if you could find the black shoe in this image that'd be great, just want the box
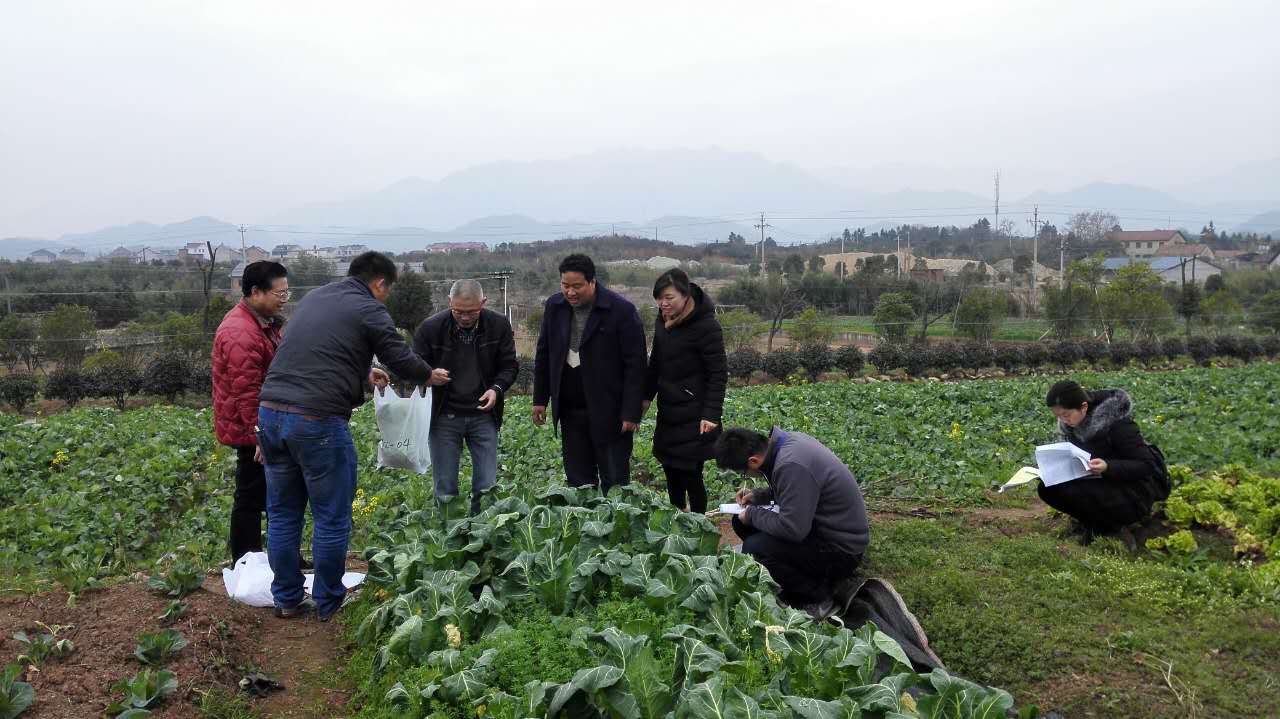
[274,595,316,619]
[298,556,314,571]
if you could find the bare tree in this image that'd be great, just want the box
[1066,211,1121,245]
[763,277,806,352]
[198,241,220,331]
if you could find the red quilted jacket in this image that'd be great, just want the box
[212,301,283,446]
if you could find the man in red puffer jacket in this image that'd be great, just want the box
[213,261,290,563]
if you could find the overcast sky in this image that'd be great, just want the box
[3,0,1278,238]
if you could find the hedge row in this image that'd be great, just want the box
[724,334,1280,382]
[0,351,213,412]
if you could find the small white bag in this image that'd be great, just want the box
[221,552,367,607]
[373,385,433,474]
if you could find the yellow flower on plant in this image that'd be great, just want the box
[947,422,964,440]
[445,623,462,649]
[476,704,487,718]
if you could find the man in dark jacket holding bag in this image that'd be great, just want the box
[413,279,518,515]
[533,254,647,493]
[716,427,869,622]
[258,252,441,621]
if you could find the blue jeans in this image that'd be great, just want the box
[429,413,498,515]
[257,407,357,618]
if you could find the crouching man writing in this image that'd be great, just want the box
[715,427,869,622]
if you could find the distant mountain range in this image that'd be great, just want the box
[4,148,1276,260]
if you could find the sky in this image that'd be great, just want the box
[3,0,1278,238]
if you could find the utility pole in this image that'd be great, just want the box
[486,271,513,317]
[238,224,248,262]
[895,232,901,279]
[1026,205,1042,311]
[994,171,1004,251]
[754,212,771,271]
[1059,233,1067,290]
[839,231,845,281]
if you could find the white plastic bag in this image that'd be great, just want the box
[374,385,433,474]
[221,552,367,607]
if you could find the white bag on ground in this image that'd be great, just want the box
[221,552,366,608]
[373,385,433,474]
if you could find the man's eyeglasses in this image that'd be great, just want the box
[270,289,291,301]
[450,307,482,317]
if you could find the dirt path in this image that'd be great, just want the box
[0,570,355,719]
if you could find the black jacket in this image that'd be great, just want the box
[1059,389,1170,503]
[533,284,647,441]
[261,277,433,418]
[748,429,870,558]
[643,284,728,470]
[412,308,519,428]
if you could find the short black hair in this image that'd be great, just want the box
[348,251,398,286]
[1046,380,1089,409]
[652,268,691,299]
[558,254,596,282]
[714,428,770,472]
[242,261,288,297]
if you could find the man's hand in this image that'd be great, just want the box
[699,420,718,434]
[737,508,752,527]
[478,389,498,412]
[369,367,390,389]
[735,488,754,506]
[1088,458,1108,476]
[622,421,639,433]
[532,405,547,426]
[640,400,651,417]
[254,445,264,464]
[428,368,452,386]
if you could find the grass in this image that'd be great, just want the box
[867,511,1280,718]
[786,314,1055,341]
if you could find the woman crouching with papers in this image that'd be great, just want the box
[1042,380,1170,545]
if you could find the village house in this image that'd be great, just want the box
[1108,229,1188,258]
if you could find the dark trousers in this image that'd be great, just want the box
[1037,477,1153,533]
[229,445,266,561]
[560,407,634,494]
[732,516,862,606]
[663,464,708,514]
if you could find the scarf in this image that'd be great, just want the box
[663,296,696,330]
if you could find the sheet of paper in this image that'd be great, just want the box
[1034,442,1092,486]
[715,503,779,514]
[998,466,1041,493]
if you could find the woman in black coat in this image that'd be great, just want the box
[642,269,728,514]
[1039,380,1169,542]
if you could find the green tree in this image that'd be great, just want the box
[1097,263,1174,340]
[1250,290,1280,334]
[807,255,826,274]
[1200,290,1242,335]
[0,315,38,371]
[523,306,544,337]
[1177,284,1202,336]
[748,262,761,277]
[783,254,806,277]
[873,292,916,343]
[41,304,97,369]
[789,307,836,346]
[955,288,1007,342]
[718,308,763,352]
[385,271,434,332]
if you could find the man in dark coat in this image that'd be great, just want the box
[715,427,869,622]
[642,273,728,513]
[413,279,518,515]
[532,254,648,493]
[1041,382,1169,542]
[258,252,439,621]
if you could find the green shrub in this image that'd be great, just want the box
[994,345,1026,372]
[796,343,834,381]
[833,345,864,378]
[867,343,905,373]
[145,352,193,403]
[43,368,90,408]
[727,348,763,380]
[0,374,40,413]
[762,349,800,382]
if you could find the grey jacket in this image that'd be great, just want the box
[747,428,869,557]
[260,276,433,418]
